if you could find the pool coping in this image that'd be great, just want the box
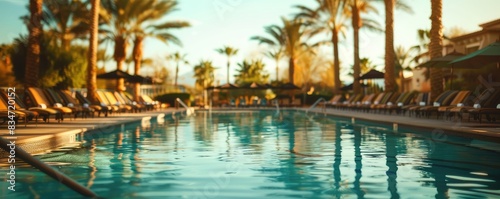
[0,109,186,158]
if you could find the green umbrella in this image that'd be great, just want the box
[449,41,500,68]
[421,51,465,89]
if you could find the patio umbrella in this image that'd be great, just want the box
[421,51,465,89]
[206,83,239,90]
[96,69,132,79]
[127,75,154,84]
[359,69,384,80]
[449,41,500,68]
[242,82,269,90]
[422,51,465,68]
[340,83,368,91]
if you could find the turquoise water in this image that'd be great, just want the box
[1,110,500,198]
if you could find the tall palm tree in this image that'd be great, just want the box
[234,59,269,85]
[193,60,216,106]
[25,0,43,88]
[384,0,412,92]
[41,0,89,51]
[215,46,239,84]
[130,0,189,100]
[348,0,381,94]
[264,49,284,81]
[86,0,100,104]
[294,0,348,93]
[251,17,305,85]
[429,0,443,101]
[101,0,149,91]
[170,52,189,86]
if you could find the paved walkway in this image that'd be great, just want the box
[301,107,500,142]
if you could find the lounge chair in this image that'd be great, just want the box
[74,91,110,117]
[413,90,458,117]
[56,90,96,118]
[401,92,430,116]
[44,88,84,119]
[114,91,144,113]
[25,87,68,122]
[448,88,500,122]
[407,91,456,117]
[139,95,159,110]
[260,98,268,107]
[381,91,417,114]
[324,94,344,108]
[0,98,28,126]
[356,93,382,112]
[0,90,39,125]
[96,91,121,114]
[371,92,401,113]
[335,94,364,110]
[421,90,471,119]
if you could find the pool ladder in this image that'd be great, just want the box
[176,98,195,116]
[306,98,327,114]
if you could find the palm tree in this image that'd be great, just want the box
[86,0,100,104]
[264,49,284,81]
[394,45,417,92]
[251,17,305,85]
[234,59,269,85]
[348,0,381,94]
[41,0,89,51]
[215,46,239,84]
[130,0,189,100]
[384,0,412,92]
[170,52,189,86]
[429,0,443,101]
[193,60,216,106]
[25,0,43,88]
[294,0,348,93]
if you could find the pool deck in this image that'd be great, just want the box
[1,107,499,157]
[0,108,185,157]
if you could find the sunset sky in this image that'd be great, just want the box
[0,0,499,85]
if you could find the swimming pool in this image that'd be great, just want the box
[1,110,499,198]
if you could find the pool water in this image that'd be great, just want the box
[1,110,500,198]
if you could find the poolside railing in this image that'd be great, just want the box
[176,98,195,116]
[306,98,327,114]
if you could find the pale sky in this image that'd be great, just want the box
[0,0,499,86]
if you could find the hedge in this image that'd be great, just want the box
[154,93,191,106]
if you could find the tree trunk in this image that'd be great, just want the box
[175,62,179,86]
[114,35,127,91]
[352,1,361,94]
[332,30,341,93]
[384,0,396,92]
[86,0,100,104]
[399,71,405,92]
[275,58,279,82]
[132,36,144,101]
[429,0,444,101]
[226,58,230,84]
[288,57,295,84]
[25,0,43,88]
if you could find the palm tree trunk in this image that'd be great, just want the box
[332,30,341,93]
[226,59,230,84]
[429,0,443,101]
[384,0,396,92]
[25,0,43,88]
[86,0,100,104]
[132,36,144,101]
[399,71,405,92]
[114,35,127,91]
[275,59,279,81]
[175,62,179,86]
[288,57,295,84]
[352,2,361,94]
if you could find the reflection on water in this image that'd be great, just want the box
[1,111,499,199]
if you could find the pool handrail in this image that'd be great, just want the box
[176,98,195,116]
[0,137,98,198]
[306,97,327,114]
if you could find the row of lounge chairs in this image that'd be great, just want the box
[323,88,500,123]
[226,98,301,108]
[0,87,161,126]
